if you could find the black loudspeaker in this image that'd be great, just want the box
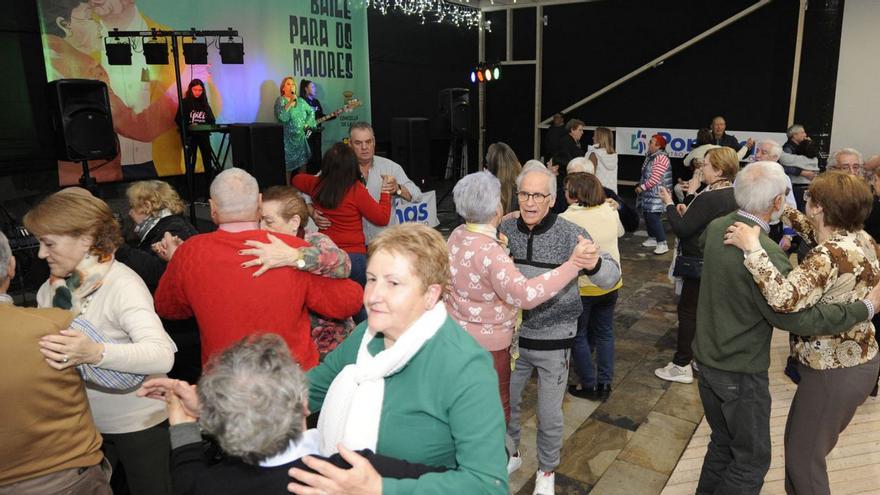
[229,123,286,187]
[391,118,430,183]
[47,79,117,161]
[438,88,471,136]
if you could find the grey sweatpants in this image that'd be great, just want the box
[508,347,570,472]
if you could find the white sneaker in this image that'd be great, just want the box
[653,242,669,255]
[655,362,694,384]
[533,470,555,495]
[507,452,522,475]
[641,238,658,247]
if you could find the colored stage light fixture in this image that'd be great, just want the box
[183,37,208,65]
[484,68,492,81]
[476,70,484,82]
[470,70,476,83]
[493,66,500,80]
[219,40,244,64]
[143,38,169,65]
[105,39,132,65]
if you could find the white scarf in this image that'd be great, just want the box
[317,303,448,456]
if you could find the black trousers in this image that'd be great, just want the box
[673,277,700,366]
[103,421,172,495]
[696,362,771,495]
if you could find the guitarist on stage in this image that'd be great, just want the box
[300,80,333,174]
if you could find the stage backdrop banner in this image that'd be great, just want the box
[394,190,440,228]
[615,127,787,160]
[37,0,371,185]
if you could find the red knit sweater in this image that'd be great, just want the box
[292,174,391,253]
[154,229,363,369]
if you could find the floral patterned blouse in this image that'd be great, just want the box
[302,232,355,356]
[742,206,880,369]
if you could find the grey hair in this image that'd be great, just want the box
[516,164,557,199]
[567,157,593,174]
[786,124,804,138]
[829,148,863,167]
[757,139,782,161]
[453,171,501,223]
[0,231,11,281]
[348,121,374,137]
[198,333,309,465]
[210,168,259,219]
[522,159,546,171]
[734,161,789,214]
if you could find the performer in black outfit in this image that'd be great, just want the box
[178,79,217,178]
[300,79,333,174]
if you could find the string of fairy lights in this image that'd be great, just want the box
[366,0,490,31]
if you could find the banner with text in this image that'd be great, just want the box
[394,190,439,228]
[38,0,371,184]
[615,127,787,160]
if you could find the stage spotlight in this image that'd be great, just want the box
[219,40,244,64]
[493,66,500,80]
[484,68,492,81]
[476,70,484,82]
[470,70,476,83]
[143,38,168,65]
[105,39,132,65]
[183,37,208,65]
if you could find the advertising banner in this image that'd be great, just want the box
[394,190,440,228]
[615,127,787,160]
[37,0,371,184]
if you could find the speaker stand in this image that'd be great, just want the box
[79,160,98,196]
[444,136,468,180]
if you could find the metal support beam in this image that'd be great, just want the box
[478,11,486,171]
[788,0,807,126]
[533,5,543,158]
[538,0,773,126]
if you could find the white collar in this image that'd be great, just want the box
[0,293,12,304]
[259,429,321,468]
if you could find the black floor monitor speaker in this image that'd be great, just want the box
[47,79,117,161]
[229,123,286,187]
[391,118,430,184]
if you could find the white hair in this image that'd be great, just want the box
[210,168,260,219]
[757,140,782,161]
[567,157,593,174]
[516,164,557,199]
[829,148,863,167]
[786,124,804,138]
[734,161,789,214]
[453,171,501,224]
[0,231,10,281]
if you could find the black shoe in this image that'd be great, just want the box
[596,383,612,401]
[568,384,600,400]
[871,382,878,398]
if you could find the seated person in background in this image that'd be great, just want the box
[139,334,447,495]
[0,232,110,495]
[154,168,363,370]
[240,185,355,357]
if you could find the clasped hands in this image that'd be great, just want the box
[569,235,600,270]
[152,232,184,261]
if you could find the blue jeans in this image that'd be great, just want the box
[643,210,666,242]
[571,290,618,388]
[348,253,367,324]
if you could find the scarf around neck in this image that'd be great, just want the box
[134,208,172,244]
[49,252,114,315]
[317,303,448,456]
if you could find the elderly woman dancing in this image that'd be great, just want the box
[290,224,508,494]
[25,190,177,495]
[446,170,593,424]
[725,171,880,495]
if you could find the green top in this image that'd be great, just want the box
[307,316,508,495]
[692,211,869,374]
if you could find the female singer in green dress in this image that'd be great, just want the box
[275,76,316,179]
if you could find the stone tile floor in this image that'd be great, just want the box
[507,231,704,495]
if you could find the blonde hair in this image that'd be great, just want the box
[485,142,521,214]
[279,76,296,96]
[368,224,450,293]
[704,147,739,180]
[127,180,185,216]
[593,127,615,154]
[24,190,122,256]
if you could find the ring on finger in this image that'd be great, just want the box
[62,355,70,363]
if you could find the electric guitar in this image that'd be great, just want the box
[305,98,362,138]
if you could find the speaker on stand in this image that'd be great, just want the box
[47,79,118,194]
[437,88,471,181]
[391,118,430,184]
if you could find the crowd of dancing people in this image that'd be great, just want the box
[4,114,880,495]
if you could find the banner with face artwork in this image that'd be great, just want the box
[38,0,371,184]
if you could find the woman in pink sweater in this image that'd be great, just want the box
[445,171,592,424]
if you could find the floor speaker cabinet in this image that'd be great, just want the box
[391,117,430,184]
[229,123,286,188]
[437,88,471,136]
[47,79,117,162]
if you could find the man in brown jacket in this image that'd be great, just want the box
[0,232,110,494]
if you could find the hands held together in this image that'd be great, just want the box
[569,235,600,271]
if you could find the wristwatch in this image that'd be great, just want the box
[292,250,306,269]
[395,186,402,196]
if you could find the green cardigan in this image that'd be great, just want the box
[692,212,870,374]
[307,315,508,495]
